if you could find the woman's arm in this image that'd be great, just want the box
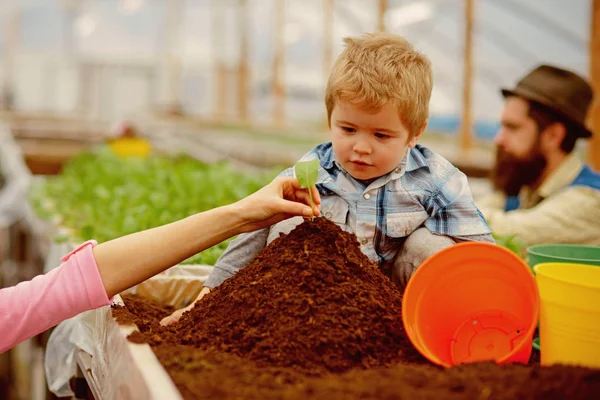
[0,177,320,353]
[94,204,247,298]
[94,176,320,297]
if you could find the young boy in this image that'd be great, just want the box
[162,32,493,325]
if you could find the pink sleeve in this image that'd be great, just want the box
[0,241,111,353]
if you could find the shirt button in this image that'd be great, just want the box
[325,211,332,218]
[394,167,401,174]
[360,237,368,245]
[364,193,371,200]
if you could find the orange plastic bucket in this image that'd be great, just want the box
[402,242,540,367]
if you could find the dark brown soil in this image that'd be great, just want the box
[131,217,427,374]
[111,293,173,345]
[154,344,600,400]
[116,300,600,400]
[111,292,171,329]
[114,218,600,399]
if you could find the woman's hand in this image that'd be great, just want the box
[160,178,320,326]
[231,177,321,233]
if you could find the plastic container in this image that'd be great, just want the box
[528,244,600,270]
[527,244,600,352]
[402,242,540,367]
[534,262,600,368]
[108,137,152,158]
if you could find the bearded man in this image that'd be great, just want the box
[477,65,600,246]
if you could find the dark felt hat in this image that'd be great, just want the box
[501,65,594,138]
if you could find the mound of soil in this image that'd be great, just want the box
[129,217,426,374]
[112,218,600,399]
[116,298,600,400]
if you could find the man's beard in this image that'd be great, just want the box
[491,147,547,196]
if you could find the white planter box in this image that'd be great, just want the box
[90,294,183,400]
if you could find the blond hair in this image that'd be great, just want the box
[325,33,433,136]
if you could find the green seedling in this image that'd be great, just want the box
[29,146,277,265]
[294,159,319,219]
[493,233,526,258]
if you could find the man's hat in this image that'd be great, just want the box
[501,65,594,138]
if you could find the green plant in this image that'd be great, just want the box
[493,233,527,258]
[29,147,277,265]
[293,159,319,219]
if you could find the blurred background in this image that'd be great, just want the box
[0,0,598,178]
[1,1,600,399]
[0,0,598,176]
[0,0,591,126]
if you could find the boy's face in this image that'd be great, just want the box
[330,100,422,181]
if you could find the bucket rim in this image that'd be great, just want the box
[534,262,600,290]
[527,244,600,264]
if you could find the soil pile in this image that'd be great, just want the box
[130,217,425,374]
[113,218,600,399]
[116,299,600,400]
[112,291,171,328]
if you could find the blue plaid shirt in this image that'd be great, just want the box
[204,142,493,288]
[279,142,492,267]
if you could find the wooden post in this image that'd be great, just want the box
[165,0,183,109]
[61,0,78,57]
[272,0,286,126]
[323,0,334,127]
[589,0,600,170]
[377,0,387,32]
[1,6,20,110]
[213,0,228,120]
[460,0,474,151]
[237,0,250,122]
[323,0,334,77]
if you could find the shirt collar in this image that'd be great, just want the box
[518,152,584,208]
[536,152,584,198]
[319,145,336,170]
[404,145,431,173]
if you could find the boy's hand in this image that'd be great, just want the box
[232,177,321,233]
[160,303,194,326]
[160,286,211,326]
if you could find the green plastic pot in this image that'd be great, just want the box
[527,244,600,271]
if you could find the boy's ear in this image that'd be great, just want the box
[407,121,428,148]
